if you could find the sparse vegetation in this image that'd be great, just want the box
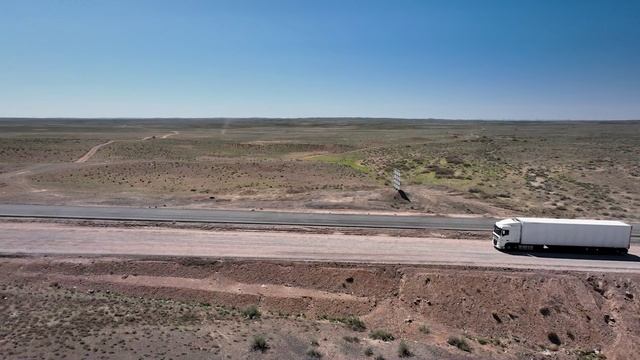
[250,335,269,352]
[2,254,639,359]
[343,336,360,343]
[3,119,637,221]
[334,315,366,331]
[306,348,322,358]
[369,330,395,341]
[217,306,231,317]
[540,307,551,316]
[577,350,607,360]
[398,340,413,357]
[491,312,502,323]
[241,305,261,319]
[547,332,562,345]
[418,324,430,334]
[447,336,472,352]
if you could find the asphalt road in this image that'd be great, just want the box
[1,204,638,238]
[0,204,497,230]
[1,222,639,273]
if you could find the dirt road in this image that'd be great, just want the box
[1,222,638,272]
[75,132,180,162]
[74,140,115,163]
[161,130,179,139]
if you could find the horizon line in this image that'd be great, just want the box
[1,116,639,122]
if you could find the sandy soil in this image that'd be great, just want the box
[1,256,638,359]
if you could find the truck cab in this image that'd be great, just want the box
[492,218,521,250]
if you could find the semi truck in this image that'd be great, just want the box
[492,217,631,253]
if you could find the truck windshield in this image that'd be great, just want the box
[494,225,501,235]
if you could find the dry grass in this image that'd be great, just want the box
[1,118,638,219]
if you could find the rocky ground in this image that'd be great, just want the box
[1,256,638,359]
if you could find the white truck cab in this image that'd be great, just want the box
[492,218,521,250]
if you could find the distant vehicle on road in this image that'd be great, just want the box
[493,217,631,254]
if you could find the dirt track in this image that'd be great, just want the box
[1,222,638,273]
[75,132,180,163]
[74,140,116,163]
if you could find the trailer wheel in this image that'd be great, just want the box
[617,248,629,255]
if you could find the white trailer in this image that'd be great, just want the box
[492,217,631,253]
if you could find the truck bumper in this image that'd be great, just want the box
[492,235,503,249]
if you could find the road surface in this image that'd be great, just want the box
[0,204,637,238]
[0,204,497,229]
[74,140,115,163]
[1,222,639,272]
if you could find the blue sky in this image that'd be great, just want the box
[1,0,639,119]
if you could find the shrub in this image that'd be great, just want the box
[434,166,455,177]
[343,336,359,343]
[242,305,261,320]
[369,330,395,341]
[418,325,430,334]
[306,348,322,358]
[338,316,366,331]
[364,347,374,356]
[547,332,561,346]
[491,312,502,323]
[398,340,413,357]
[445,155,464,165]
[539,307,551,316]
[447,336,472,352]
[250,335,269,352]
[577,350,607,360]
